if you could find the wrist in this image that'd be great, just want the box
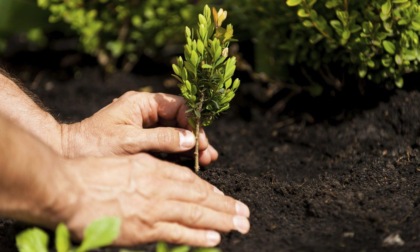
[60,122,85,158]
[28,157,80,228]
[0,116,80,228]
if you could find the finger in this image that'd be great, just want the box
[130,153,196,182]
[125,127,196,153]
[153,223,222,247]
[134,172,250,218]
[198,128,209,151]
[199,149,213,166]
[115,220,221,247]
[152,93,189,126]
[153,201,250,234]
[208,145,219,161]
[198,144,219,166]
[143,156,224,196]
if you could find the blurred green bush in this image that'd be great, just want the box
[0,0,50,53]
[223,0,420,92]
[37,0,203,72]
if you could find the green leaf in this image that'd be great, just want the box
[225,78,232,89]
[336,10,348,25]
[297,9,309,18]
[330,20,343,33]
[172,64,181,76]
[325,0,341,9]
[201,63,212,69]
[198,14,207,26]
[383,40,396,54]
[194,248,221,252]
[381,56,393,67]
[286,0,302,7]
[381,0,392,16]
[395,54,403,65]
[55,223,71,252]
[302,20,313,27]
[197,40,204,55]
[16,228,49,252]
[76,217,121,252]
[358,66,367,78]
[171,245,190,252]
[411,21,420,31]
[185,27,191,38]
[342,29,351,40]
[395,77,404,88]
[191,50,199,67]
[185,80,192,92]
[156,242,169,252]
[309,34,323,44]
[232,78,240,91]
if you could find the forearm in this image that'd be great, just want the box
[0,71,63,154]
[0,114,73,228]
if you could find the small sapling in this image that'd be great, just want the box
[172,5,240,172]
[16,217,120,252]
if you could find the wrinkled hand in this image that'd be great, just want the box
[61,92,218,166]
[57,153,250,247]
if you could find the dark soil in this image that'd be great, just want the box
[0,53,419,252]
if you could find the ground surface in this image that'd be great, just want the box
[0,56,419,252]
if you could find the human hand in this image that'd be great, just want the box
[57,153,250,247]
[61,92,218,166]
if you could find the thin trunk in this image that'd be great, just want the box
[194,116,200,172]
[194,92,204,172]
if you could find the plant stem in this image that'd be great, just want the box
[194,92,205,172]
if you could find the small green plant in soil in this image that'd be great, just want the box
[172,5,240,172]
[16,218,221,252]
[16,217,120,252]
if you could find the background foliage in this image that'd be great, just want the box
[2,0,420,92]
[37,0,202,72]
[223,0,420,91]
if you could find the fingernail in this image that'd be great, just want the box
[233,216,250,234]
[235,201,250,217]
[213,186,224,195]
[179,131,195,149]
[206,231,221,246]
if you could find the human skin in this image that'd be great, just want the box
[0,71,217,165]
[0,114,250,247]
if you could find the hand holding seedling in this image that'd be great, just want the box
[172,5,240,171]
[61,92,217,165]
[0,70,217,165]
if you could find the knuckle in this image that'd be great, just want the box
[156,130,177,146]
[166,225,185,244]
[188,204,205,224]
[178,167,195,182]
[137,177,157,197]
[122,90,137,98]
[194,183,209,202]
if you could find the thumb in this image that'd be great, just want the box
[135,127,196,153]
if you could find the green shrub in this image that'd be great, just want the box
[0,0,50,53]
[37,0,203,72]
[223,0,420,91]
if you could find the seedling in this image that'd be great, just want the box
[172,5,240,172]
[16,217,120,252]
[15,218,220,252]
